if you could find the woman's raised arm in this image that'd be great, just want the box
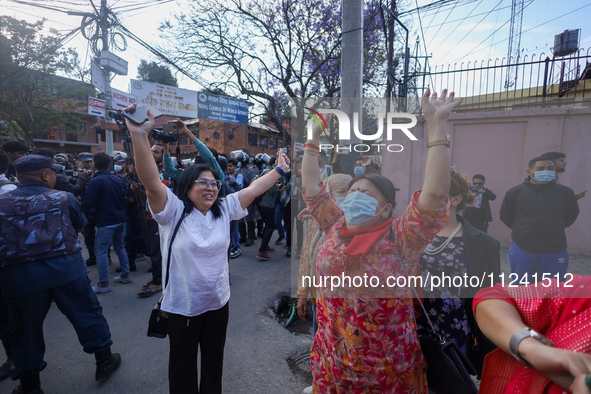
[125,104,168,215]
[302,114,328,197]
[238,149,289,210]
[418,88,463,209]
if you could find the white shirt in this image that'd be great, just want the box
[0,174,16,195]
[150,188,248,317]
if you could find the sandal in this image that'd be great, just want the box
[137,282,162,298]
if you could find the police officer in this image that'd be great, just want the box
[0,155,121,394]
[78,152,98,266]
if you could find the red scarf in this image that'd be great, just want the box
[340,217,395,256]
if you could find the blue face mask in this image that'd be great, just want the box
[334,196,346,205]
[354,166,365,176]
[339,191,387,224]
[261,164,266,169]
[61,165,66,172]
[237,162,242,168]
[532,170,556,184]
[114,165,123,173]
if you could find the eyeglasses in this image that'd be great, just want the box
[194,178,221,190]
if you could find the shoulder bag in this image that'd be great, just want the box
[147,212,187,338]
[393,231,478,394]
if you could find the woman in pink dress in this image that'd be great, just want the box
[300,89,462,393]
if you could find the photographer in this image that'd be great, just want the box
[160,119,224,183]
[32,148,89,197]
[124,103,289,394]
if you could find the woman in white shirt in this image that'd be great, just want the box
[125,104,290,394]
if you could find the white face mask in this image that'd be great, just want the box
[114,165,123,173]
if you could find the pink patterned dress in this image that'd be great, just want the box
[303,186,449,393]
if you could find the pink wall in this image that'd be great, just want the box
[382,106,591,256]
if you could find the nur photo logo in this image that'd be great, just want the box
[305,107,419,153]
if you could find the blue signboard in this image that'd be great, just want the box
[197,92,249,125]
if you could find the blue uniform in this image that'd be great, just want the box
[0,181,112,380]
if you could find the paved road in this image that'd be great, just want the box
[0,239,313,394]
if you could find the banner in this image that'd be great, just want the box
[111,88,136,110]
[197,91,249,125]
[130,79,197,118]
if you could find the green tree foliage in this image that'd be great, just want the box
[0,16,93,148]
[137,60,178,87]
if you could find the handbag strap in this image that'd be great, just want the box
[163,211,188,293]
[389,229,445,343]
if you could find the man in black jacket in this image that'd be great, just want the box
[463,174,496,233]
[500,156,579,281]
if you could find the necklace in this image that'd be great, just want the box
[423,222,462,255]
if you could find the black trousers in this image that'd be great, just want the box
[83,216,97,259]
[168,303,229,394]
[0,293,12,360]
[6,276,112,380]
[257,206,276,252]
[148,219,162,285]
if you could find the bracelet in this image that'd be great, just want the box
[275,167,286,177]
[304,148,320,157]
[304,142,320,151]
[509,327,555,367]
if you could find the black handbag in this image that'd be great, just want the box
[418,327,478,394]
[395,248,478,394]
[147,293,168,338]
[147,212,187,339]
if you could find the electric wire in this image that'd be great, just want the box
[427,0,460,49]
[437,0,502,65]
[444,0,591,63]
[114,22,214,91]
[430,0,487,63]
[423,0,445,33]
[414,0,433,88]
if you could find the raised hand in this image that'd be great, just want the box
[309,113,332,142]
[276,149,290,171]
[123,103,155,137]
[421,88,463,124]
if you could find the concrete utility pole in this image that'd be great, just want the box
[340,0,364,174]
[100,0,114,154]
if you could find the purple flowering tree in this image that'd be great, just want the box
[160,0,386,141]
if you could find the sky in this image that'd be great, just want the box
[1,0,590,96]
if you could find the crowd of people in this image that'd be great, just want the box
[0,89,589,394]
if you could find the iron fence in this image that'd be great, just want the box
[413,48,591,113]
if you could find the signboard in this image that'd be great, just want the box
[197,92,249,125]
[111,88,136,110]
[91,62,106,94]
[88,96,106,117]
[130,79,197,118]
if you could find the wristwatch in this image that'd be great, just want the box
[427,135,450,148]
[510,327,555,367]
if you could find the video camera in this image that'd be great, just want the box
[152,123,179,143]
